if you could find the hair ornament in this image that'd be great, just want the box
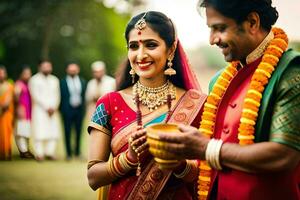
[134,12,148,31]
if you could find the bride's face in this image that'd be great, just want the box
[127,26,171,82]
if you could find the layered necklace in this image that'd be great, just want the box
[133,80,176,112]
[197,27,289,200]
[131,80,176,176]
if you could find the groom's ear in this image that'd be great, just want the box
[246,12,261,34]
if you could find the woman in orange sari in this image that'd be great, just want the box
[87,11,206,199]
[0,66,14,160]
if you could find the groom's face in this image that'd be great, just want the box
[205,6,253,62]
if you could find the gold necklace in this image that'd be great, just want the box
[133,80,176,111]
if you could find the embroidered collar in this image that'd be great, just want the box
[246,30,274,64]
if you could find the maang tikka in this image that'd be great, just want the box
[134,12,147,31]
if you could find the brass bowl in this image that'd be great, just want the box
[146,123,180,169]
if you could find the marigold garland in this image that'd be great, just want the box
[197,27,288,200]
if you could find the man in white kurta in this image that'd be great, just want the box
[85,61,116,118]
[29,60,61,161]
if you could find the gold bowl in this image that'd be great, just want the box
[146,123,180,169]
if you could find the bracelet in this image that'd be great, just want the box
[119,152,137,171]
[124,151,139,168]
[113,154,127,176]
[87,159,104,170]
[107,156,124,178]
[106,152,139,179]
[205,139,223,170]
[173,160,192,179]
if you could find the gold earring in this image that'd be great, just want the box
[129,68,136,84]
[164,56,176,76]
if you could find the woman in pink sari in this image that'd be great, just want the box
[14,66,35,159]
[87,11,206,200]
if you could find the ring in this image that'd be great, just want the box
[141,142,148,149]
[132,145,136,151]
[128,137,133,144]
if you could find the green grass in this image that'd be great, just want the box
[0,119,97,200]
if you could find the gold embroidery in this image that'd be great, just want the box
[88,122,111,136]
[246,31,274,64]
[271,133,300,145]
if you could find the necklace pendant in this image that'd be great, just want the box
[132,81,176,111]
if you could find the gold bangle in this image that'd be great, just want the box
[119,152,133,172]
[113,155,126,177]
[173,160,192,179]
[106,158,116,178]
[124,151,139,167]
[107,157,123,178]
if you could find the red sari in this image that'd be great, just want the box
[89,90,206,200]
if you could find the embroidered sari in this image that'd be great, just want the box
[88,89,206,200]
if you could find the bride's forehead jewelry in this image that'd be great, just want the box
[135,12,147,32]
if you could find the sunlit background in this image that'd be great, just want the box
[0,1,299,200]
[1,0,299,91]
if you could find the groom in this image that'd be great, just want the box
[157,0,300,199]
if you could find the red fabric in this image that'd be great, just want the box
[209,59,300,200]
[96,92,197,200]
[96,92,137,139]
[177,40,201,91]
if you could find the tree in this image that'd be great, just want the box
[0,0,130,79]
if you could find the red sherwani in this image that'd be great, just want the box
[209,58,300,200]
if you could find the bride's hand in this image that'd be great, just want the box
[127,127,149,162]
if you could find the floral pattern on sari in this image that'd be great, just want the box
[88,90,206,200]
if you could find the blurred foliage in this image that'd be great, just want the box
[0,0,131,80]
[290,41,300,52]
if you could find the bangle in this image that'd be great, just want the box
[87,159,104,170]
[113,154,127,176]
[119,152,137,172]
[173,160,192,179]
[107,157,117,178]
[107,156,124,178]
[107,151,139,179]
[205,139,223,170]
[124,151,139,168]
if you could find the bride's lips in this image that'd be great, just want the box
[137,61,152,70]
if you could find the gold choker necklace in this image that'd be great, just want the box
[133,81,176,111]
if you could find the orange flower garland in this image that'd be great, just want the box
[197,27,288,200]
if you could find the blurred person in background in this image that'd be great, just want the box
[0,66,14,160]
[29,60,61,161]
[60,62,86,161]
[14,65,35,159]
[85,61,116,119]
